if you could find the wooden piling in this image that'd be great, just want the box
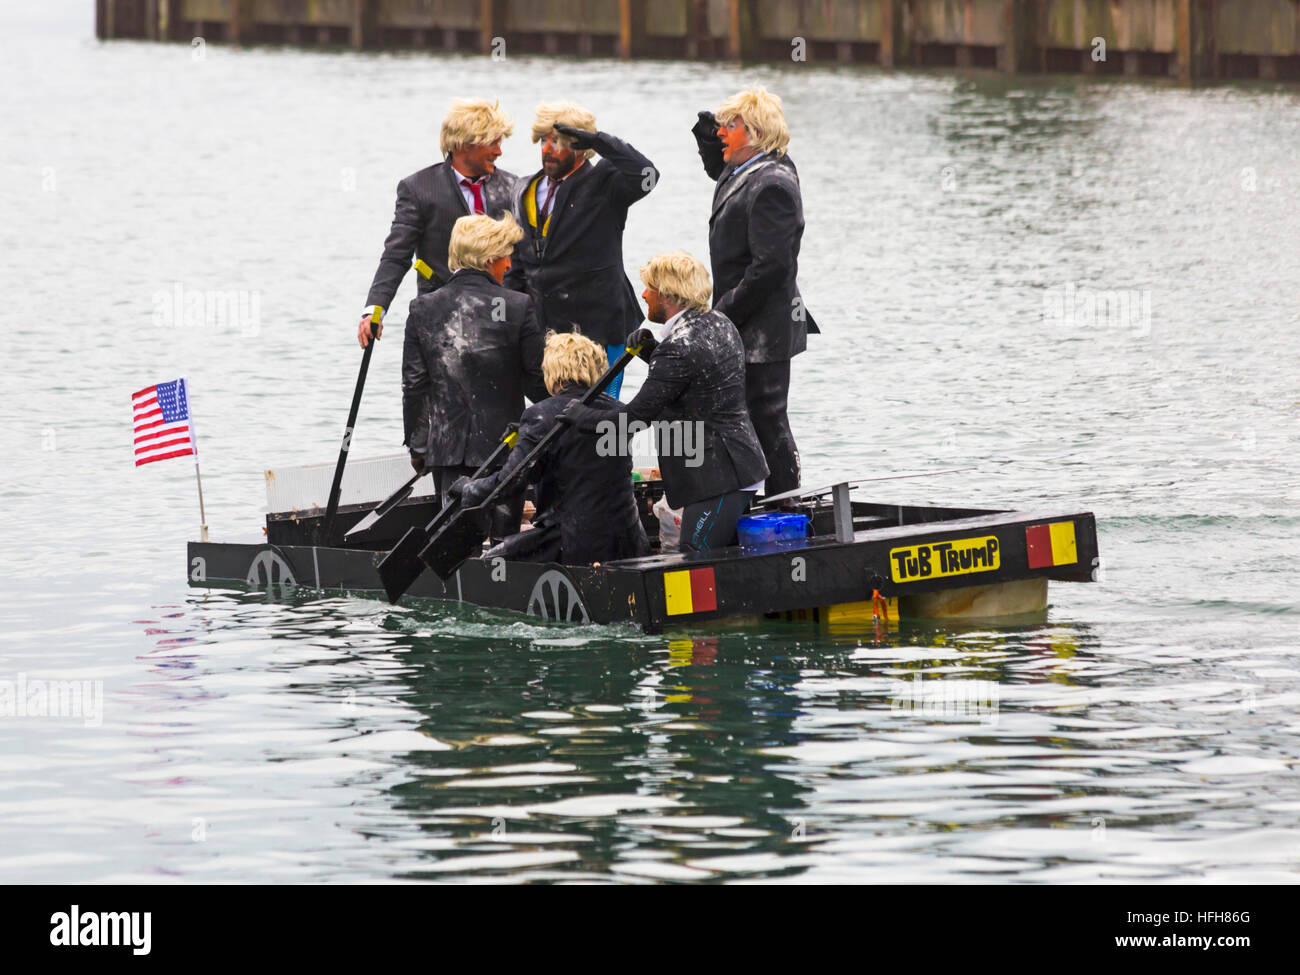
[1177,0,1218,85]
[728,0,759,61]
[352,0,377,51]
[480,0,506,56]
[999,0,1042,74]
[619,0,646,60]
[881,0,912,68]
[230,0,253,44]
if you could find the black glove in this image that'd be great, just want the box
[558,399,604,432]
[446,475,471,502]
[692,110,720,143]
[449,475,492,508]
[626,327,658,361]
[409,453,426,473]
[553,123,598,152]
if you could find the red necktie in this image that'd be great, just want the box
[539,177,561,223]
[460,178,485,214]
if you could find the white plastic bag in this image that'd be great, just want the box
[653,494,683,553]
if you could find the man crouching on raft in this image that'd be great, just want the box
[449,332,650,566]
[559,252,768,554]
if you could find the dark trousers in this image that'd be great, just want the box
[745,360,800,496]
[432,464,523,542]
[681,490,756,554]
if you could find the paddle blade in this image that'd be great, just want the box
[419,507,489,580]
[376,526,429,602]
[345,483,416,539]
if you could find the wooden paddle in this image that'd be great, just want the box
[376,424,520,602]
[320,313,380,544]
[414,344,639,585]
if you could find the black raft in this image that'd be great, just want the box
[187,471,1100,634]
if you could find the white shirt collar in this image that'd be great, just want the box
[450,162,486,184]
[648,308,687,342]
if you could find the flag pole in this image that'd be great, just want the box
[194,460,210,542]
[185,376,210,542]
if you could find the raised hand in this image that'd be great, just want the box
[553,123,597,151]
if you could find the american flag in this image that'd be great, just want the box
[132,378,197,467]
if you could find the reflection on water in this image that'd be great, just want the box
[3,587,1258,883]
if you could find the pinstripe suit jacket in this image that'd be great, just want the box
[364,159,519,314]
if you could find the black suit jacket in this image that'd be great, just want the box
[576,309,770,509]
[365,159,519,314]
[694,135,819,363]
[503,132,657,346]
[470,386,649,566]
[402,269,548,469]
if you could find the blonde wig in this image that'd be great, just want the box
[715,85,790,156]
[447,212,524,272]
[542,330,607,394]
[439,99,514,156]
[530,101,598,160]
[639,251,713,311]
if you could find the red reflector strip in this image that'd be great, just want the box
[688,567,716,613]
[1025,524,1053,568]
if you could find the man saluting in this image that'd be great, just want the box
[691,86,817,496]
[358,99,518,347]
[505,102,658,398]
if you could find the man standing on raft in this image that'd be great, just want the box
[358,98,518,348]
[691,86,817,496]
[402,212,547,545]
[505,101,658,399]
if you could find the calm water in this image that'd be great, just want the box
[2,10,1299,882]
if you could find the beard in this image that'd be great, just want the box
[542,150,576,177]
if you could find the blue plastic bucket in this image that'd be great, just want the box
[736,512,810,548]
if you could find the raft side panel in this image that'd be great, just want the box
[188,506,1098,630]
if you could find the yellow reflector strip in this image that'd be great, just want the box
[1048,521,1077,566]
[663,570,693,616]
[413,259,433,279]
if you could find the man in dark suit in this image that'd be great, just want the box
[691,86,818,496]
[358,99,519,348]
[503,101,658,398]
[403,212,548,542]
[561,251,769,554]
